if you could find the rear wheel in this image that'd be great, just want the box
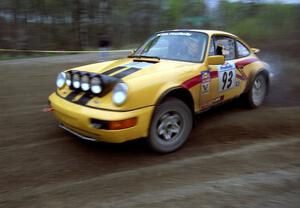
[244,73,268,108]
[148,98,193,153]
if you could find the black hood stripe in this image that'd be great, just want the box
[65,91,80,101]
[63,62,154,106]
[113,67,141,79]
[103,61,156,78]
[102,66,126,76]
[75,93,94,105]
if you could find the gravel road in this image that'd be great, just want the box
[0,52,299,208]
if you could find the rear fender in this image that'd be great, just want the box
[245,68,270,94]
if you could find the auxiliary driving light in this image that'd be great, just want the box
[66,72,72,86]
[72,73,81,89]
[90,77,102,94]
[81,75,90,91]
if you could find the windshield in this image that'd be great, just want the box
[132,31,208,63]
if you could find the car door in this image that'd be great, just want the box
[200,35,241,109]
[234,40,254,95]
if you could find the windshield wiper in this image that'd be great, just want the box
[128,55,160,60]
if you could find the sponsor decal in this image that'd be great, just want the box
[158,32,192,37]
[182,58,257,89]
[201,70,211,83]
[218,61,236,92]
[123,62,153,69]
[200,70,211,95]
[219,61,236,72]
[201,82,210,95]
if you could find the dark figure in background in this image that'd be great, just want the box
[216,45,223,55]
[98,33,111,61]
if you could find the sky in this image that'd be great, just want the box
[206,0,300,10]
[229,0,300,3]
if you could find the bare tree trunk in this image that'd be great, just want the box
[12,0,19,49]
[73,0,89,49]
[99,0,109,26]
[78,0,89,49]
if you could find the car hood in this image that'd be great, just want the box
[70,58,200,81]
[60,58,204,111]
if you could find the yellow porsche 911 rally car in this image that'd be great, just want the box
[48,29,269,153]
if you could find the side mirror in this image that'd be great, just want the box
[251,48,260,54]
[207,55,225,65]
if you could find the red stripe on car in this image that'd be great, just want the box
[235,58,258,69]
[182,58,257,89]
[182,71,218,89]
[210,71,218,78]
[236,74,245,80]
[182,75,201,89]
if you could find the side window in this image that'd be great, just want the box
[236,41,250,58]
[215,36,236,60]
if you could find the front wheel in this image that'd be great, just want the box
[148,98,193,153]
[244,73,268,108]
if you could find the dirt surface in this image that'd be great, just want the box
[0,53,300,208]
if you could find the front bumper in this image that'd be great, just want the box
[59,123,97,142]
[49,93,154,143]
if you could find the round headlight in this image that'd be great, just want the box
[66,72,72,86]
[81,75,90,91]
[90,77,102,94]
[112,83,128,106]
[72,73,81,89]
[56,72,66,89]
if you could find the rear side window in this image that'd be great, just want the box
[236,41,250,58]
[214,36,236,60]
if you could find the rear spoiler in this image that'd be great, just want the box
[251,48,260,54]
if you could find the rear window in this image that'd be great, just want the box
[236,41,250,58]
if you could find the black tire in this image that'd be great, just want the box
[243,72,268,109]
[147,98,193,153]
